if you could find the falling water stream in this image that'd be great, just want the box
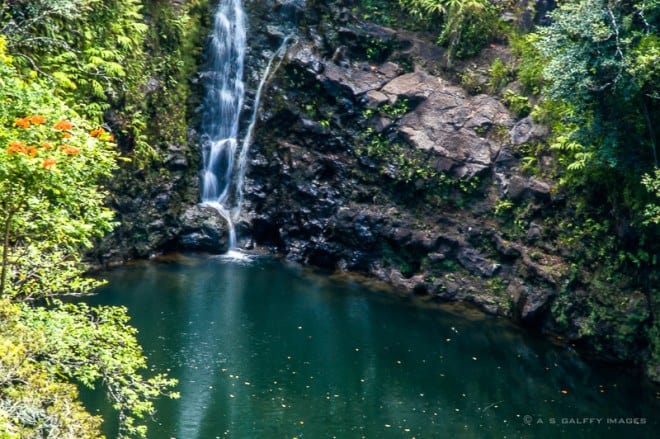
[200,0,290,252]
[200,0,246,250]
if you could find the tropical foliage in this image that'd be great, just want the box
[1,0,147,121]
[0,299,177,438]
[536,0,658,173]
[0,62,117,299]
[398,0,500,61]
[0,1,179,435]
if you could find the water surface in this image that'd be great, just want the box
[85,255,658,438]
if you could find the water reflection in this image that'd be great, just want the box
[85,256,658,438]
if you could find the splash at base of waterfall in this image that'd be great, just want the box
[201,201,237,249]
[220,249,255,263]
[202,201,255,262]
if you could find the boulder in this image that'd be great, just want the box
[457,247,500,278]
[386,72,514,178]
[178,205,229,253]
[520,287,554,323]
[507,175,551,200]
[509,116,549,145]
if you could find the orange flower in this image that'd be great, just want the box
[42,158,57,169]
[42,142,53,149]
[90,127,106,137]
[108,133,115,142]
[30,115,46,125]
[27,146,38,157]
[62,132,73,138]
[14,117,30,129]
[59,144,80,155]
[53,120,73,131]
[7,141,27,154]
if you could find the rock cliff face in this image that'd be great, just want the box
[243,31,560,322]
[96,0,656,381]
[238,0,654,379]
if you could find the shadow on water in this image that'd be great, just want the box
[81,254,659,438]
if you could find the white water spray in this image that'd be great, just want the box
[200,0,291,252]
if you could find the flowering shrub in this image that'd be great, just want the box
[0,42,176,438]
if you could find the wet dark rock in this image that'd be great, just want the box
[521,287,554,323]
[457,248,500,278]
[507,175,551,200]
[142,77,161,94]
[427,251,447,263]
[527,178,551,198]
[165,153,188,170]
[363,90,389,108]
[274,0,306,21]
[266,25,287,41]
[154,193,171,210]
[534,0,557,25]
[178,205,228,253]
[494,149,516,164]
[509,116,548,145]
[526,222,543,243]
[507,279,553,323]
[305,242,341,269]
[290,44,325,74]
[373,116,392,132]
[507,175,527,199]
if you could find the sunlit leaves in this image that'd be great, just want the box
[631,33,660,98]
[0,299,103,438]
[0,73,117,301]
[0,298,178,438]
[534,0,658,201]
[398,0,499,61]
[536,0,629,102]
[0,5,177,438]
[641,169,660,225]
[0,53,176,439]
[0,0,147,121]
[26,301,179,438]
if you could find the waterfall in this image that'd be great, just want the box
[234,35,292,217]
[200,0,291,252]
[200,0,246,250]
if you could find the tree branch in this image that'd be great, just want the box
[1,207,17,298]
